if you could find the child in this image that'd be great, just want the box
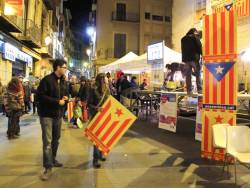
[71,99,83,128]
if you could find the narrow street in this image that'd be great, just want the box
[0,114,249,188]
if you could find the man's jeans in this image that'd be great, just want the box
[183,61,202,93]
[40,117,62,169]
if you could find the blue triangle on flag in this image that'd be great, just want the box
[205,62,235,81]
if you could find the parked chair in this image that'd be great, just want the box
[226,126,250,186]
[212,124,229,150]
[212,123,230,173]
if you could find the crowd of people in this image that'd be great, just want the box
[0,27,203,181]
[0,58,150,181]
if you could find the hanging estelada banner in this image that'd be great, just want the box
[84,96,137,155]
[213,0,250,17]
[202,10,237,160]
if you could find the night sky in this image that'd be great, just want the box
[64,0,92,44]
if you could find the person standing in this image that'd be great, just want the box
[23,79,31,113]
[3,77,25,139]
[139,79,148,90]
[130,76,138,89]
[88,73,110,168]
[0,77,4,115]
[69,75,80,98]
[37,59,69,181]
[181,28,202,95]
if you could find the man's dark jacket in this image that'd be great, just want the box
[37,72,68,118]
[181,34,202,62]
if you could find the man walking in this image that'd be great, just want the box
[181,28,202,95]
[37,59,68,181]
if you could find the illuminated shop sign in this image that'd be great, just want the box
[3,43,32,65]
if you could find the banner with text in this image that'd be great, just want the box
[159,93,177,132]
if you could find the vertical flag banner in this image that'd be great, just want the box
[202,11,237,160]
[159,93,178,132]
[84,96,137,155]
[213,0,250,18]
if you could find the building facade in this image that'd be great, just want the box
[0,0,66,85]
[90,0,172,71]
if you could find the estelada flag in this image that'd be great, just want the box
[202,109,235,160]
[84,96,137,155]
[213,0,250,17]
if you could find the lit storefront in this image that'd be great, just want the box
[0,39,32,85]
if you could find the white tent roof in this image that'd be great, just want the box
[99,46,182,73]
[163,46,182,65]
[118,53,150,73]
[99,52,138,73]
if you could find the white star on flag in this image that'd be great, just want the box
[215,66,224,74]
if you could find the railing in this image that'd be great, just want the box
[26,19,41,46]
[111,11,139,23]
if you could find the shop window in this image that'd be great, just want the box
[152,15,163,21]
[145,12,150,20]
[114,33,126,58]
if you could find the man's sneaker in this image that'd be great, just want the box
[100,157,106,162]
[40,168,52,181]
[93,160,101,168]
[53,160,63,167]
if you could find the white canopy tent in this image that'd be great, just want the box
[118,46,182,73]
[99,46,182,74]
[163,46,182,65]
[99,52,138,73]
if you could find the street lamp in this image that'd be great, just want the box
[86,26,95,36]
[86,49,91,57]
[45,36,52,46]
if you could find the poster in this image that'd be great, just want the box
[195,96,203,141]
[159,93,177,132]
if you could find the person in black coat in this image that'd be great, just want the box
[181,28,202,94]
[37,59,69,181]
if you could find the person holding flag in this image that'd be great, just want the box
[88,73,110,168]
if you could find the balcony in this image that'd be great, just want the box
[19,19,41,48]
[43,0,55,10]
[111,12,139,23]
[0,0,23,33]
[41,43,53,58]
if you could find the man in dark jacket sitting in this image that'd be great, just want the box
[37,59,69,181]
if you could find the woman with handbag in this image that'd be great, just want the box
[88,73,110,168]
[3,77,25,139]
